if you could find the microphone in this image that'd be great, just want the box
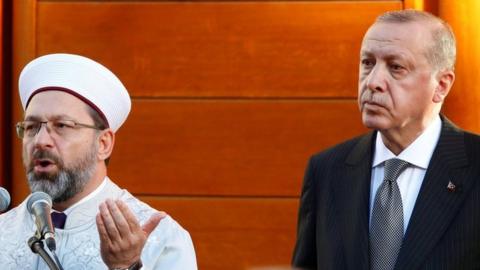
[0,187,10,212]
[27,192,56,251]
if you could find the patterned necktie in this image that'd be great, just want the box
[51,211,67,229]
[370,158,409,270]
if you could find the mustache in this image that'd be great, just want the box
[28,150,62,171]
[359,90,388,107]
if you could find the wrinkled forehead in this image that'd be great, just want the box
[25,90,91,120]
[360,22,432,57]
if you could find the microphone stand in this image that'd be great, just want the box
[50,248,65,270]
[28,236,60,270]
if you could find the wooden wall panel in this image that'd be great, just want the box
[11,0,36,206]
[12,0,480,269]
[142,197,299,270]
[439,0,480,133]
[404,0,439,13]
[110,100,367,196]
[36,1,401,98]
[11,0,404,269]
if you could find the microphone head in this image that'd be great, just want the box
[27,191,52,214]
[0,187,10,212]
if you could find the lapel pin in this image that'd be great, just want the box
[447,181,456,192]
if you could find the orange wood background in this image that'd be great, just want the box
[10,2,397,268]
[5,0,478,269]
[439,0,480,131]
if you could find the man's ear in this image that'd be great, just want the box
[97,129,115,162]
[433,69,455,103]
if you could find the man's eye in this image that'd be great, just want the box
[390,64,404,71]
[54,121,73,129]
[361,59,374,67]
[24,123,37,131]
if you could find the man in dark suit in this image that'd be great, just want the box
[292,9,480,270]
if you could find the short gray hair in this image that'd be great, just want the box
[376,9,456,71]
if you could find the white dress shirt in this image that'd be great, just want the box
[369,116,442,233]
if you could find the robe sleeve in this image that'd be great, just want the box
[140,215,197,270]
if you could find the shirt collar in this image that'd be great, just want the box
[372,115,442,169]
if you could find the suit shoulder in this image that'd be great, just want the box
[462,130,480,159]
[463,130,480,142]
[453,128,480,152]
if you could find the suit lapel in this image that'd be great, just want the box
[395,118,471,270]
[332,132,375,270]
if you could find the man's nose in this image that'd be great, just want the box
[366,65,387,92]
[33,123,54,148]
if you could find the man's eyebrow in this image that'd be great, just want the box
[24,115,42,121]
[360,51,408,61]
[360,51,373,57]
[24,114,73,121]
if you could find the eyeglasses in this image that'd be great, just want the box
[16,119,103,139]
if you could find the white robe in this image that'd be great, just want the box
[0,178,197,270]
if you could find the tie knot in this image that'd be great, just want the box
[51,211,67,229]
[384,158,409,183]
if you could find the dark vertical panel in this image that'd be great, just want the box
[0,0,4,187]
[3,0,13,191]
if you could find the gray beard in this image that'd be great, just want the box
[24,144,97,204]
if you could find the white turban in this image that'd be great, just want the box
[18,53,131,132]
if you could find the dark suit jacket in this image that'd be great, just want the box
[292,118,480,270]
